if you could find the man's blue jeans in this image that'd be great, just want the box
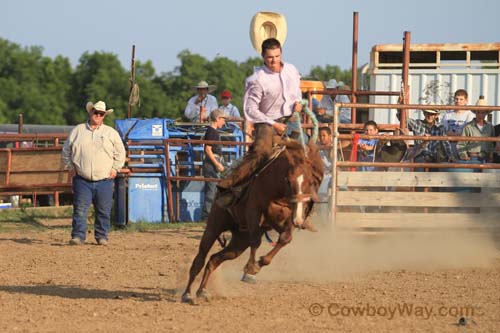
[72,175,114,241]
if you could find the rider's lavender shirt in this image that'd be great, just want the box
[243,62,302,125]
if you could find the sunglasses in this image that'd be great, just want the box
[93,110,106,117]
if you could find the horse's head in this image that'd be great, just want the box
[288,141,323,229]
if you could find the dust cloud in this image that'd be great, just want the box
[257,218,499,283]
[178,213,499,296]
[216,214,499,284]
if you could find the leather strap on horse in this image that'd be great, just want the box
[349,132,360,171]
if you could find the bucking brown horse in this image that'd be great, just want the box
[182,139,323,304]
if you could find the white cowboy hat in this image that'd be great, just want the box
[250,12,287,54]
[324,79,338,89]
[476,96,487,106]
[86,101,113,115]
[192,80,216,93]
[421,109,440,114]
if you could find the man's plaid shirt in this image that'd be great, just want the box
[406,118,454,161]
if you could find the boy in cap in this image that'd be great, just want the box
[219,90,241,118]
[201,109,228,219]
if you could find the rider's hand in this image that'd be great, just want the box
[272,122,287,135]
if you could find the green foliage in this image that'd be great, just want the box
[0,38,72,124]
[0,37,355,125]
[305,64,352,87]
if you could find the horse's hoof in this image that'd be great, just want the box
[181,293,196,305]
[241,273,257,284]
[303,221,318,232]
[196,289,211,301]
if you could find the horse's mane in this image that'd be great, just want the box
[226,139,306,186]
[224,137,325,190]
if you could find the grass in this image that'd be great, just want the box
[118,221,205,232]
[0,205,73,232]
[0,205,205,233]
[0,205,73,222]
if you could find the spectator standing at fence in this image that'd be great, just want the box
[318,127,333,174]
[184,81,219,122]
[457,96,495,163]
[398,108,455,165]
[316,127,333,221]
[440,89,475,158]
[219,90,240,118]
[201,109,228,220]
[318,79,351,124]
[357,121,379,171]
[62,101,126,246]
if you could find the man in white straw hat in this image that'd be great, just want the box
[184,80,219,122]
[457,95,495,163]
[317,78,351,123]
[218,37,302,190]
[62,100,126,246]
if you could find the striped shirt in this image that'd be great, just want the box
[243,62,301,125]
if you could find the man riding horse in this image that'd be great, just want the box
[181,37,324,304]
[217,37,303,193]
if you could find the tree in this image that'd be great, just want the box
[305,64,352,87]
[0,38,71,124]
[68,51,129,125]
[0,37,358,125]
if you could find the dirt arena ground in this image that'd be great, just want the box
[0,220,499,332]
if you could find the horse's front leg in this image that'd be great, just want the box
[244,244,262,275]
[258,219,293,268]
[241,230,264,284]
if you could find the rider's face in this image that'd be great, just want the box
[263,48,282,73]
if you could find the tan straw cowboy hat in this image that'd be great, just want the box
[250,12,287,53]
[86,101,114,115]
[192,80,216,93]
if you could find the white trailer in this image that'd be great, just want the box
[368,43,500,125]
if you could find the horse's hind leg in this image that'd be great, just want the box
[196,231,249,300]
[182,213,226,304]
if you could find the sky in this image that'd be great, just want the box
[3,0,500,76]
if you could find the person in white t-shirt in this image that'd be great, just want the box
[440,89,475,158]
